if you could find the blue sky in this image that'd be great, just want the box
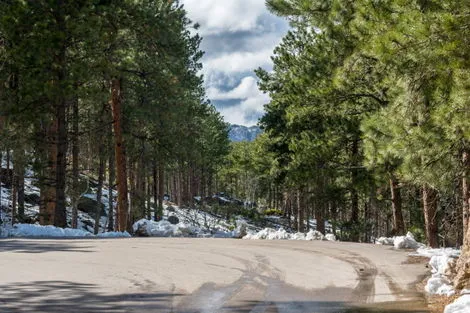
[181,0,289,126]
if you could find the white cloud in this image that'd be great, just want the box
[181,0,288,126]
[203,49,273,76]
[182,0,267,35]
[213,76,270,126]
[207,76,259,100]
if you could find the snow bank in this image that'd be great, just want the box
[376,237,394,246]
[412,247,460,297]
[444,294,470,313]
[133,219,184,237]
[325,233,337,241]
[7,224,130,238]
[243,228,334,241]
[375,232,424,249]
[97,231,131,238]
[394,232,424,249]
[132,219,240,238]
[9,224,93,237]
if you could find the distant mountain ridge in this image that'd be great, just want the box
[228,124,262,142]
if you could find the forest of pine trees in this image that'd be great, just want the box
[216,0,470,287]
[1,0,470,291]
[0,0,229,232]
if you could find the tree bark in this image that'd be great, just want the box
[390,174,405,235]
[423,184,439,248]
[463,150,470,247]
[158,160,164,220]
[297,189,304,232]
[71,97,79,228]
[107,133,115,231]
[94,145,105,235]
[110,78,129,232]
[454,148,470,289]
[40,121,57,226]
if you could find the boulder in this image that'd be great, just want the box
[167,215,179,225]
[77,196,106,217]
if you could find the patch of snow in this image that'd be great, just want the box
[243,228,330,241]
[425,276,455,296]
[411,247,460,297]
[414,247,460,259]
[376,237,394,246]
[133,219,183,237]
[444,294,470,313]
[9,224,93,237]
[96,231,131,238]
[325,233,337,241]
[375,232,425,249]
[306,230,325,241]
[6,223,130,238]
[394,232,424,249]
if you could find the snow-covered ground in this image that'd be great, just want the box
[3,223,130,238]
[376,232,425,249]
[445,291,470,313]
[132,218,246,238]
[242,227,336,241]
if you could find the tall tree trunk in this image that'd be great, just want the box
[390,174,405,235]
[158,160,164,220]
[297,189,304,232]
[454,148,470,289]
[110,78,129,232]
[423,184,439,248]
[146,175,151,220]
[12,148,25,222]
[463,149,470,247]
[40,121,57,226]
[71,97,79,229]
[107,134,115,231]
[11,172,17,225]
[94,145,105,235]
[54,99,67,228]
[350,138,360,241]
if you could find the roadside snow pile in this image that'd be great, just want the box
[96,231,131,238]
[375,232,424,249]
[243,228,334,241]
[394,232,425,249]
[376,237,394,245]
[133,219,186,237]
[132,219,242,238]
[325,233,337,241]
[444,292,470,313]
[243,227,291,240]
[413,248,460,297]
[7,223,130,238]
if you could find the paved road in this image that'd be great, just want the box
[0,238,429,312]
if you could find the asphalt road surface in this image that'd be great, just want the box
[0,238,430,313]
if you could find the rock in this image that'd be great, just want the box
[167,215,179,225]
[233,221,247,238]
[24,193,41,206]
[77,196,106,217]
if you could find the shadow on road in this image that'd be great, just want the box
[0,280,429,313]
[0,281,179,313]
[0,239,95,254]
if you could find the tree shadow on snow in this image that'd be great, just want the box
[0,239,95,254]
